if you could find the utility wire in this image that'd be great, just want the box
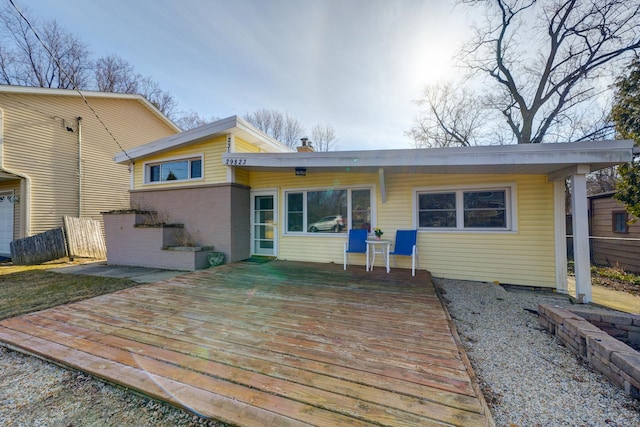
[8,0,134,162]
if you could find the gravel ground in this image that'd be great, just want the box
[1,279,639,426]
[0,345,228,426]
[437,278,640,427]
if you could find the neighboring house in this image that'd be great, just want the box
[107,115,637,302]
[0,85,179,257]
[588,192,640,273]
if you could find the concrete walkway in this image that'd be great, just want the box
[52,261,189,284]
[567,277,640,314]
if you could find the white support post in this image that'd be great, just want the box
[571,172,592,303]
[553,180,568,294]
[378,168,386,203]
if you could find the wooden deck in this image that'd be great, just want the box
[0,261,492,426]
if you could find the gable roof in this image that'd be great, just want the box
[114,115,293,163]
[221,139,636,180]
[0,84,179,132]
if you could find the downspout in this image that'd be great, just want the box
[0,108,32,237]
[77,116,82,217]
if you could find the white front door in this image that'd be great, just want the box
[251,191,277,256]
[0,191,15,256]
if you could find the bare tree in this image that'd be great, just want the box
[411,0,640,147]
[0,6,179,119]
[311,123,338,152]
[94,54,138,93]
[42,20,91,89]
[244,109,307,148]
[245,108,274,136]
[281,114,306,148]
[137,76,178,119]
[174,110,220,130]
[587,167,618,195]
[408,82,495,147]
[0,6,90,89]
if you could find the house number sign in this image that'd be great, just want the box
[224,158,247,165]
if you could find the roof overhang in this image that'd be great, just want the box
[114,115,292,163]
[221,140,635,180]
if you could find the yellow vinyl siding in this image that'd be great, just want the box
[249,171,378,190]
[235,168,251,186]
[234,138,261,185]
[235,138,261,153]
[249,170,379,266]
[248,171,556,288]
[133,136,228,188]
[1,92,176,236]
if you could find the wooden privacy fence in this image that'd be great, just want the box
[63,216,107,259]
[10,217,107,265]
[10,227,67,265]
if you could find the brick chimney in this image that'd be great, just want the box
[297,137,314,152]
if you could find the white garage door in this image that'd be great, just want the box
[0,191,14,256]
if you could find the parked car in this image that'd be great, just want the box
[308,215,344,232]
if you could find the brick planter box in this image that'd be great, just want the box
[539,304,640,399]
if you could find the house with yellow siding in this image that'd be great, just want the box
[0,85,179,257]
[107,115,637,302]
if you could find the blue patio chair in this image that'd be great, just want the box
[389,230,418,276]
[344,229,368,270]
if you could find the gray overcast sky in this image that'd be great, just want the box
[24,0,472,150]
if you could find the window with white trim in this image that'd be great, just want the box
[146,157,202,183]
[417,186,513,231]
[285,188,372,234]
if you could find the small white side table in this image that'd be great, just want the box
[366,239,391,273]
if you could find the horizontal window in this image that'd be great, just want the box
[146,157,202,183]
[417,186,513,231]
[285,188,372,234]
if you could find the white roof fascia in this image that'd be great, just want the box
[0,84,179,133]
[221,140,635,175]
[114,115,292,163]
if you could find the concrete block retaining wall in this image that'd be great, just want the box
[538,304,640,399]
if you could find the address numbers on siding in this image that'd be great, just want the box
[225,158,247,165]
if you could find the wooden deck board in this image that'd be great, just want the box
[0,261,492,426]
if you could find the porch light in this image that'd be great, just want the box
[295,167,306,176]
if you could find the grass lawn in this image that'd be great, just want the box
[0,259,139,320]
